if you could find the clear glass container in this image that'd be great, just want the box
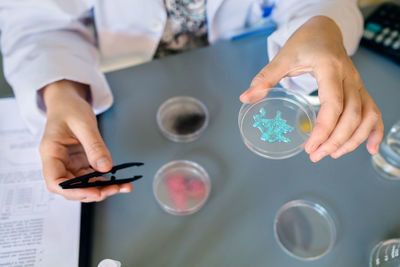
[274,199,337,260]
[238,88,316,159]
[157,96,209,142]
[372,120,400,180]
[153,160,211,216]
[370,239,400,267]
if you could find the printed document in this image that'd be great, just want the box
[0,98,80,267]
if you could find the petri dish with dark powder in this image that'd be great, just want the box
[157,96,209,142]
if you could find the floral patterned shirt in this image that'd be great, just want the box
[154,0,208,58]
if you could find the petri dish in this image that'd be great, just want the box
[369,239,400,267]
[371,120,400,180]
[238,88,316,159]
[157,96,209,142]
[153,160,211,216]
[274,200,337,261]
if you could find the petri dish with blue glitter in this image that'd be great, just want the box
[238,88,316,159]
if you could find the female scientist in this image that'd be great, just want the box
[0,0,383,202]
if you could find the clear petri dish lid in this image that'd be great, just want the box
[274,199,337,261]
[238,88,316,159]
[157,96,209,143]
[153,160,211,216]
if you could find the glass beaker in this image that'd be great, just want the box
[372,121,400,180]
[370,239,400,267]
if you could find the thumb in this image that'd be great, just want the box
[240,59,288,104]
[71,120,113,172]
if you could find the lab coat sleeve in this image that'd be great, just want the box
[0,1,113,134]
[268,0,363,95]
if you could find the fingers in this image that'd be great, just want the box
[309,75,362,162]
[40,152,102,201]
[69,118,113,172]
[39,124,102,201]
[304,62,383,161]
[58,180,132,203]
[331,88,383,158]
[240,57,289,103]
[304,65,344,157]
[79,169,133,201]
[40,154,131,202]
[366,119,384,155]
[40,133,130,202]
[39,84,128,202]
[81,184,128,203]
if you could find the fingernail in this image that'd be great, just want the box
[305,144,312,153]
[96,157,111,171]
[120,187,130,193]
[313,151,327,162]
[240,92,250,103]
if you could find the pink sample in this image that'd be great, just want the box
[165,175,207,211]
[166,175,187,211]
[187,179,206,198]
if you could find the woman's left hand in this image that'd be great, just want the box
[240,16,384,162]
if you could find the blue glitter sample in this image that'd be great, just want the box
[253,108,294,143]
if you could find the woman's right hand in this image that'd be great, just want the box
[39,80,132,202]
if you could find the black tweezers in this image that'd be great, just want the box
[59,162,144,189]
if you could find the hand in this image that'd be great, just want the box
[39,80,132,202]
[240,16,384,162]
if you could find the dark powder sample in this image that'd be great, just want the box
[173,113,206,135]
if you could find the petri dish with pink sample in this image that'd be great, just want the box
[153,160,211,215]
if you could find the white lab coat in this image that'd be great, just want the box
[0,0,362,134]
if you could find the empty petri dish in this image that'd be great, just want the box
[157,96,209,142]
[238,88,316,159]
[153,160,211,216]
[274,200,337,261]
